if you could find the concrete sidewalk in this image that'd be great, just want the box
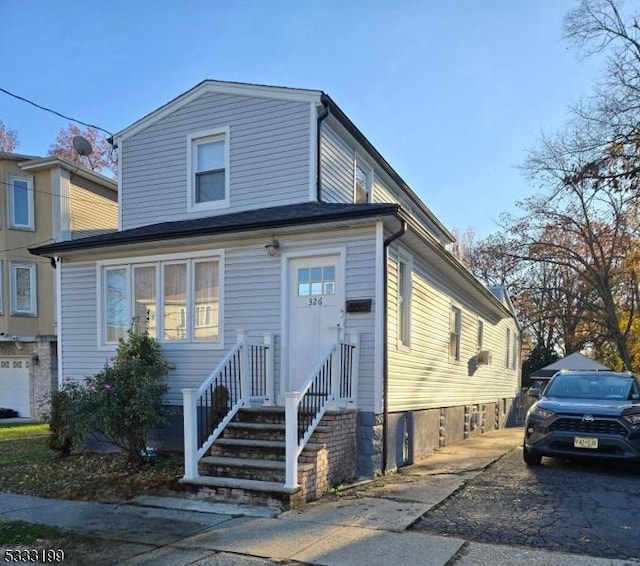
[1,426,635,565]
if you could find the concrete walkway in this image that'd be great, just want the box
[1,427,635,565]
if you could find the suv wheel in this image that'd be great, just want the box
[523,444,542,465]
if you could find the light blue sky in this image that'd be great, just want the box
[1,1,603,238]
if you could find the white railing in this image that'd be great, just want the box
[284,332,359,489]
[182,330,274,480]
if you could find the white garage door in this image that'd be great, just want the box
[0,358,30,418]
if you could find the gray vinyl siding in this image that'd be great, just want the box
[59,262,107,378]
[59,226,378,409]
[121,92,312,230]
[387,244,519,413]
[319,122,449,244]
[320,124,354,203]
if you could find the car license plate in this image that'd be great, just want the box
[574,436,598,449]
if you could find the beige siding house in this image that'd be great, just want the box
[31,80,520,507]
[0,152,117,418]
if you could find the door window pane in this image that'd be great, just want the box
[134,266,156,336]
[298,268,310,296]
[163,263,187,340]
[106,268,128,342]
[194,260,219,340]
[323,267,335,295]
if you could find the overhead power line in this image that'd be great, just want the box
[0,87,113,136]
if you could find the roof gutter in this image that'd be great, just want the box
[382,215,407,475]
[316,99,330,202]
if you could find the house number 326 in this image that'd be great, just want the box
[308,297,323,306]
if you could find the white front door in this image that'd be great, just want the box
[288,255,343,391]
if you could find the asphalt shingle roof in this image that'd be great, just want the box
[30,201,400,257]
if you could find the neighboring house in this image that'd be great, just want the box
[31,80,520,507]
[530,352,610,389]
[0,152,117,419]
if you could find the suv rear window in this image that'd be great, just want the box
[545,373,640,400]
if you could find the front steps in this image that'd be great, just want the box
[180,407,351,510]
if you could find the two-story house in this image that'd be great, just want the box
[31,80,520,508]
[0,152,117,419]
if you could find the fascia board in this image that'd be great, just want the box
[18,157,117,191]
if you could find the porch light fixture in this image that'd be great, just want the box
[265,239,280,256]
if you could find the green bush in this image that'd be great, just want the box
[51,326,169,464]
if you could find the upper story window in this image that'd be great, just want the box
[187,128,230,211]
[477,320,484,351]
[354,162,371,203]
[449,306,461,360]
[8,175,34,230]
[10,262,37,316]
[505,328,511,369]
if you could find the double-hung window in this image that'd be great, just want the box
[100,254,221,347]
[11,263,37,316]
[505,328,511,369]
[450,306,461,360]
[188,128,229,211]
[8,175,34,230]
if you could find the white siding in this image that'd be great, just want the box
[59,226,379,408]
[121,92,312,230]
[387,244,519,413]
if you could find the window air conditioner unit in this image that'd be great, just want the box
[477,350,493,365]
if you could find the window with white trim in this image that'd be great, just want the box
[449,306,461,360]
[100,256,220,346]
[354,162,371,203]
[188,129,229,210]
[512,330,518,370]
[397,253,412,348]
[8,175,34,230]
[0,261,4,314]
[11,262,37,316]
[505,328,511,369]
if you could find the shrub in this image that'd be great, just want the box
[51,326,169,464]
[48,389,75,454]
